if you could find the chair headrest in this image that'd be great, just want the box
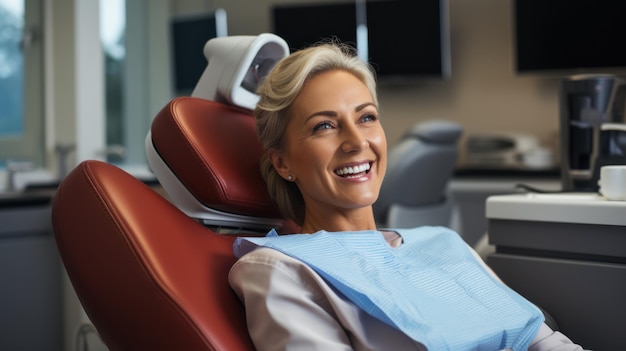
[149,97,282,220]
[403,120,462,144]
[373,120,463,225]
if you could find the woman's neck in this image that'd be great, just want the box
[300,207,378,234]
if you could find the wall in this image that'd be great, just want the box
[179,0,565,164]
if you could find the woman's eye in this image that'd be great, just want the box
[361,113,378,123]
[313,121,333,132]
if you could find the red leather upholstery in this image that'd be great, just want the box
[151,97,281,218]
[53,97,300,349]
[52,160,254,350]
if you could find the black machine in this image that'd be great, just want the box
[560,75,626,191]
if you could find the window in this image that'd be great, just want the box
[100,0,126,163]
[0,0,44,168]
[1,0,176,182]
[100,0,172,171]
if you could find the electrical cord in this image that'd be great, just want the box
[514,183,561,194]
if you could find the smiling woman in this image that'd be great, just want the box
[227,42,587,351]
[255,43,380,228]
[273,69,386,234]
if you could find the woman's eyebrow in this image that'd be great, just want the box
[306,110,338,121]
[355,102,377,112]
[304,102,377,123]
[306,102,377,121]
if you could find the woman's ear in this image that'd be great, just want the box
[268,149,293,181]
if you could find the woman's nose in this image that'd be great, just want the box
[341,125,369,153]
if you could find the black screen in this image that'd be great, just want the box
[272,0,450,80]
[171,14,218,94]
[367,0,447,78]
[272,2,358,52]
[515,0,626,73]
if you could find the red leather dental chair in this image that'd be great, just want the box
[52,97,296,350]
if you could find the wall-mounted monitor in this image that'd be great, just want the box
[366,0,450,79]
[171,9,228,95]
[272,2,358,52]
[271,0,451,81]
[514,0,626,74]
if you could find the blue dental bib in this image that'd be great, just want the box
[234,226,543,350]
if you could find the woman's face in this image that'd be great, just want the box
[271,69,387,221]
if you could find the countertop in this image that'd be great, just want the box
[0,178,165,209]
[0,186,57,208]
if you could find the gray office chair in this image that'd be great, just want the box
[373,120,462,230]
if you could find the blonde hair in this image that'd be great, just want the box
[255,43,378,226]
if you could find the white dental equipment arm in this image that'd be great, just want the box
[191,33,289,110]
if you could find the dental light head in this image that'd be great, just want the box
[191,33,289,110]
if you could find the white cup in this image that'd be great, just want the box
[598,165,626,201]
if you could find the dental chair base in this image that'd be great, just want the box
[385,193,460,232]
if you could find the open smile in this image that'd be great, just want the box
[334,162,372,178]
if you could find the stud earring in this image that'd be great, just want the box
[288,175,293,181]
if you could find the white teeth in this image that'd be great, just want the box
[336,163,371,176]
